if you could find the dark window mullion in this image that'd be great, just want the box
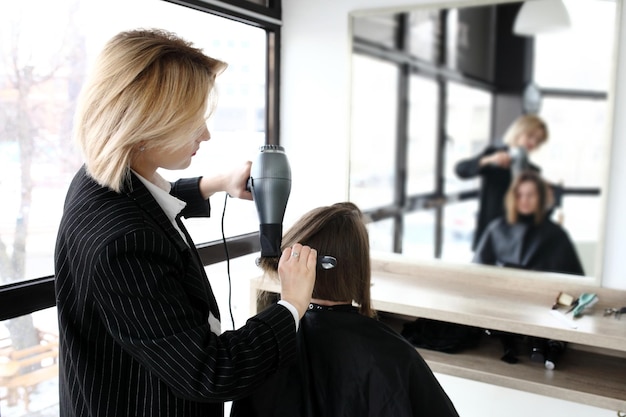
[0,277,55,321]
[394,64,410,254]
[267,29,280,144]
[0,233,261,321]
[433,9,448,259]
[164,0,282,27]
[392,14,410,254]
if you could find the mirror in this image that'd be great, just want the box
[348,0,617,284]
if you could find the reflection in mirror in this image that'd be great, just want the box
[349,0,616,282]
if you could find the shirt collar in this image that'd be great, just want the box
[133,171,187,221]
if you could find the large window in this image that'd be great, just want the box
[1,0,280,414]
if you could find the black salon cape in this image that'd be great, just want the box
[473,215,585,275]
[230,305,459,417]
[455,145,541,249]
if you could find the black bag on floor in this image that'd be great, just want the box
[401,318,483,353]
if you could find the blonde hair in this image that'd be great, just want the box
[505,171,549,225]
[258,202,375,318]
[503,114,549,147]
[73,28,227,192]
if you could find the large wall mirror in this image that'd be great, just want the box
[348,0,618,285]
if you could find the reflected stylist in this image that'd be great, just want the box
[54,28,316,417]
[454,114,549,250]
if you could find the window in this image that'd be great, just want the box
[444,81,492,194]
[533,0,615,91]
[1,308,59,415]
[408,9,440,62]
[352,8,495,259]
[0,0,272,286]
[442,82,491,260]
[533,97,608,188]
[532,0,616,271]
[441,200,477,263]
[352,13,399,49]
[402,209,437,259]
[349,54,399,211]
[367,218,394,253]
[406,75,438,196]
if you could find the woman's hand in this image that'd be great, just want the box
[199,161,253,200]
[223,161,253,200]
[277,244,317,319]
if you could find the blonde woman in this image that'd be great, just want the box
[455,114,549,250]
[54,29,316,417]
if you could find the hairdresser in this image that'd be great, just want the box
[454,114,548,250]
[54,28,316,417]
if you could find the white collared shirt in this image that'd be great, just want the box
[134,171,189,245]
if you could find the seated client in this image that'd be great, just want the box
[473,170,584,276]
[231,202,460,417]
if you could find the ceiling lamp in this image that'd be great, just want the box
[513,0,571,36]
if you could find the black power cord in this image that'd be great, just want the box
[221,193,235,330]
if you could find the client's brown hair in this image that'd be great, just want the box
[258,202,374,317]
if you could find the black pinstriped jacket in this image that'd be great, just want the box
[54,166,296,417]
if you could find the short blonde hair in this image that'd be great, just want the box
[503,114,549,147]
[73,28,227,192]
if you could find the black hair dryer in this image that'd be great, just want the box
[247,145,291,258]
[509,146,529,177]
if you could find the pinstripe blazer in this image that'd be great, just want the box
[54,166,296,417]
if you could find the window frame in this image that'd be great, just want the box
[352,9,497,257]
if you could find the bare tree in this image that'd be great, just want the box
[0,1,83,352]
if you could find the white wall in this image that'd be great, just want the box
[280,0,626,415]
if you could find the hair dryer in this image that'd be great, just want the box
[247,145,291,258]
[509,146,529,177]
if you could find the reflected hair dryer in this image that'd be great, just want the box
[509,146,529,177]
[247,145,292,258]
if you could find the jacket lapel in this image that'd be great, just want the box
[125,173,189,252]
[123,172,217,320]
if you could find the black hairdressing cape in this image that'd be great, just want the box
[473,215,585,275]
[230,304,460,417]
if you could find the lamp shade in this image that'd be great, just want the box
[513,0,571,36]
